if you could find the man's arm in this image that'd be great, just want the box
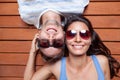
[24,33,53,80]
[31,65,52,80]
[24,34,38,80]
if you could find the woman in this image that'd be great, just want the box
[27,15,120,80]
[62,15,120,80]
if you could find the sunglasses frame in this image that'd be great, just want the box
[37,39,64,48]
[66,30,91,40]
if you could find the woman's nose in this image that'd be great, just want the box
[75,33,81,42]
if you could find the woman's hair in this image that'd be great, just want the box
[64,15,120,79]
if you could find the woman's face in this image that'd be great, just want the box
[66,21,91,56]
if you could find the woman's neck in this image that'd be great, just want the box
[66,54,91,71]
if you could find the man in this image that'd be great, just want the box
[24,10,66,80]
[37,10,66,62]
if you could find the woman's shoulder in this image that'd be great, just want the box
[95,55,109,73]
[91,55,109,69]
[95,55,108,64]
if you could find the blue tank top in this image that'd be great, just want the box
[59,55,104,80]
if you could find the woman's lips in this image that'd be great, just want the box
[72,44,84,49]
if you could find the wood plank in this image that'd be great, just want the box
[0,29,38,40]
[0,16,33,28]
[0,16,120,28]
[0,2,120,15]
[0,3,18,15]
[0,0,16,3]
[0,78,23,80]
[0,29,119,41]
[113,55,120,63]
[84,2,120,15]
[0,53,28,65]
[0,53,119,65]
[0,77,55,80]
[0,53,45,65]
[0,65,46,77]
[0,65,25,77]
[95,29,120,41]
[86,16,120,29]
[104,42,120,55]
[0,41,31,52]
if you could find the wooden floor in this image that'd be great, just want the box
[0,0,120,80]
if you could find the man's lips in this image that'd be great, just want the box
[47,28,57,32]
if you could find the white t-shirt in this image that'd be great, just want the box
[17,0,89,28]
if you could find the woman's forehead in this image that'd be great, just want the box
[67,21,89,30]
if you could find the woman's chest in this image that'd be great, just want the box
[68,68,98,80]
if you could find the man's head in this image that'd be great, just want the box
[37,10,65,62]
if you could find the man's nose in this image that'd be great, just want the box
[49,33,56,39]
[46,30,57,40]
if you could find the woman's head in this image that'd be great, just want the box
[64,15,106,56]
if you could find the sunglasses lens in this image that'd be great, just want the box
[80,30,90,40]
[38,39,64,48]
[66,30,76,39]
[39,39,49,48]
[66,30,90,40]
[53,39,64,48]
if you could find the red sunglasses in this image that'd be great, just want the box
[37,39,64,48]
[66,30,91,40]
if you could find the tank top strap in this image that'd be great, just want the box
[60,57,67,80]
[91,55,104,80]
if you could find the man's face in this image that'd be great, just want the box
[38,11,64,57]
